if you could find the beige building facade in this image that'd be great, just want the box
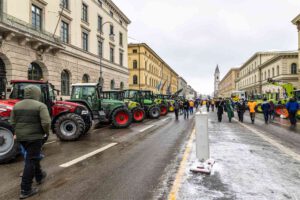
[177,76,188,97]
[218,68,239,98]
[236,51,299,99]
[292,14,300,83]
[0,0,130,99]
[128,43,178,95]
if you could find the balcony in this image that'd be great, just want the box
[0,12,63,52]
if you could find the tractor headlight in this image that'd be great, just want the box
[81,110,89,115]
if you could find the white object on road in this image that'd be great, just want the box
[195,113,209,161]
[59,143,118,168]
[139,125,155,132]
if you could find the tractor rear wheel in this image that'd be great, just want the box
[0,121,19,164]
[132,107,145,123]
[54,113,85,141]
[148,106,160,119]
[160,104,168,116]
[112,108,132,128]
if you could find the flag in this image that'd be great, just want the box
[161,80,167,92]
[156,80,162,91]
[167,84,171,95]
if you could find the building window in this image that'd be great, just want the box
[61,0,69,9]
[133,60,137,69]
[32,4,42,30]
[82,3,88,22]
[82,74,89,83]
[98,16,103,32]
[61,70,70,95]
[98,40,103,58]
[110,11,113,17]
[110,47,114,63]
[110,25,114,35]
[82,32,88,51]
[119,32,123,46]
[264,72,266,80]
[61,21,69,43]
[98,0,102,7]
[119,52,123,66]
[120,82,124,90]
[268,70,270,78]
[110,80,115,89]
[291,63,297,74]
[133,49,137,53]
[28,62,43,80]
[272,68,274,77]
[133,75,138,85]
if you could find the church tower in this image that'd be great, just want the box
[214,65,220,97]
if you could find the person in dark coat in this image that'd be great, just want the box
[10,85,51,199]
[261,98,271,124]
[269,101,275,121]
[174,100,180,120]
[236,99,246,123]
[224,100,234,122]
[286,98,299,127]
[217,100,224,122]
[206,100,210,112]
[183,100,190,119]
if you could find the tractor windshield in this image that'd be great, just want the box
[140,91,152,99]
[124,90,137,99]
[71,86,97,101]
[295,91,300,101]
[9,83,46,102]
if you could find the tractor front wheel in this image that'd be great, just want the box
[112,108,132,128]
[132,107,145,123]
[54,113,85,141]
[160,105,168,116]
[0,121,19,164]
[148,106,160,119]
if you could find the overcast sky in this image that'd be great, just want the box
[114,0,300,95]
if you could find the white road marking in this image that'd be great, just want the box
[59,143,118,168]
[235,119,300,162]
[162,117,170,122]
[44,141,56,145]
[139,125,155,132]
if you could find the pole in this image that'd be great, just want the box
[195,112,209,161]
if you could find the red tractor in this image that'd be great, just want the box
[0,80,92,163]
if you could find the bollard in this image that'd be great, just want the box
[195,112,209,161]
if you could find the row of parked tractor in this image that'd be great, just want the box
[0,80,183,163]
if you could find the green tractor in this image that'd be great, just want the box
[101,90,146,123]
[123,90,161,119]
[155,94,175,113]
[69,83,132,128]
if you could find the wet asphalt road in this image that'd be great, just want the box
[0,113,194,200]
[178,107,300,200]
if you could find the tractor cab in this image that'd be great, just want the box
[294,90,300,102]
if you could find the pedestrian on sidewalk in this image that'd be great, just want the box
[247,99,257,124]
[189,100,194,114]
[10,85,51,199]
[286,97,299,127]
[236,99,246,122]
[183,100,190,119]
[211,99,215,112]
[269,101,275,121]
[261,98,271,124]
[174,100,180,120]
[206,100,210,112]
[217,100,224,122]
[225,100,234,122]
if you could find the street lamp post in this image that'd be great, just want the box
[99,21,114,87]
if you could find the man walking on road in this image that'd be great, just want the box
[174,100,180,120]
[286,97,299,127]
[236,99,246,123]
[10,85,51,199]
[183,100,190,119]
[217,100,224,122]
[206,99,210,112]
[248,99,257,124]
[225,100,234,122]
[269,101,275,121]
[189,100,194,114]
[261,98,271,124]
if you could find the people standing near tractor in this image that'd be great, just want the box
[217,100,224,122]
[224,100,234,122]
[211,99,215,112]
[189,100,194,114]
[183,100,190,119]
[269,101,275,121]
[261,98,271,124]
[10,85,50,199]
[174,100,180,120]
[206,99,210,112]
[286,97,299,127]
[236,99,246,123]
[179,100,184,115]
[247,99,257,124]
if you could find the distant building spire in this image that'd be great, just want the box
[214,65,220,97]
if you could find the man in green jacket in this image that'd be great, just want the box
[10,85,51,199]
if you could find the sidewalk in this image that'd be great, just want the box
[175,111,300,200]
